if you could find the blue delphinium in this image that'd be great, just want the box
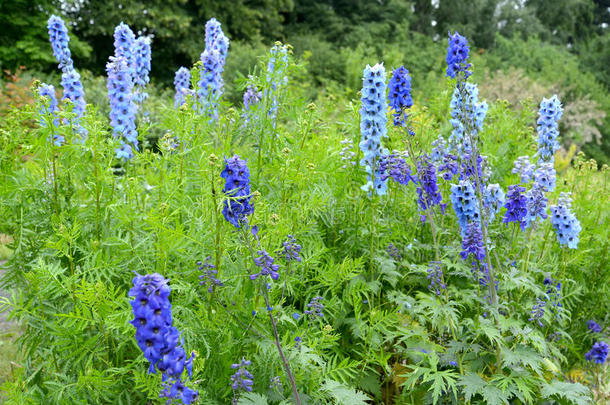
[250,249,280,281]
[107,56,139,158]
[426,261,445,296]
[115,142,133,160]
[387,66,414,128]
[438,153,459,181]
[359,63,388,195]
[549,192,581,249]
[281,235,302,262]
[503,185,528,230]
[387,243,401,261]
[379,153,415,186]
[430,135,449,164]
[483,183,505,223]
[133,36,151,102]
[47,15,73,72]
[448,83,488,154]
[525,187,548,226]
[415,156,445,222]
[587,320,603,333]
[174,67,191,107]
[113,22,136,76]
[38,83,63,146]
[197,49,222,118]
[529,298,546,327]
[450,180,479,233]
[265,43,289,129]
[205,18,229,65]
[544,277,563,315]
[128,273,198,404]
[304,296,324,318]
[512,156,535,184]
[446,31,471,80]
[198,257,223,293]
[460,222,485,262]
[220,155,253,228]
[585,341,609,364]
[231,358,254,393]
[537,95,563,162]
[533,162,556,192]
[60,70,87,131]
[243,84,262,124]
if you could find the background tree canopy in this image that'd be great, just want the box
[0,0,608,161]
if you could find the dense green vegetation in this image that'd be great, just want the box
[0,2,609,404]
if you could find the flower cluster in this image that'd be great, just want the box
[585,341,609,364]
[359,63,388,195]
[387,243,401,261]
[426,261,445,296]
[205,18,229,64]
[304,296,324,318]
[60,70,87,128]
[450,180,479,233]
[281,235,302,262]
[525,187,548,226]
[483,183,505,222]
[107,56,138,159]
[430,135,449,164]
[512,156,535,184]
[446,31,471,80]
[415,157,445,221]
[544,277,563,317]
[231,358,254,393]
[549,192,581,249]
[174,67,191,107]
[503,185,528,230]
[47,16,73,71]
[460,222,485,262]
[266,43,289,127]
[128,274,197,404]
[449,83,488,155]
[221,155,253,228]
[134,37,151,102]
[533,162,556,192]
[537,95,563,162]
[198,257,223,293]
[387,66,413,128]
[243,84,262,124]
[198,18,229,119]
[529,298,546,327]
[38,84,63,146]
[113,23,136,76]
[438,153,459,181]
[339,138,357,169]
[587,320,603,333]
[250,249,280,281]
[380,153,415,186]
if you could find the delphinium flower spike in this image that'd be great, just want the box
[47,15,73,72]
[448,83,488,155]
[133,36,151,103]
[220,155,253,228]
[415,156,445,222]
[549,192,581,249]
[129,273,198,404]
[174,67,191,107]
[242,84,262,124]
[37,84,63,146]
[250,249,280,281]
[281,235,301,262]
[446,31,471,80]
[482,184,505,223]
[266,43,289,128]
[450,180,479,234]
[304,296,324,319]
[503,185,528,230]
[106,56,138,159]
[198,257,223,293]
[198,18,229,119]
[387,66,414,129]
[536,95,563,162]
[379,153,416,186]
[359,63,388,195]
[113,22,136,76]
[426,261,446,296]
[587,320,603,333]
[60,70,87,132]
[512,156,535,184]
[585,341,609,364]
[231,358,254,400]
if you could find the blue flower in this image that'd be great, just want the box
[128,273,198,404]
[250,249,280,281]
[446,31,471,80]
[220,155,253,228]
[37,83,63,146]
[266,43,289,127]
[304,296,324,318]
[387,66,413,127]
[529,298,546,327]
[549,192,581,249]
[503,185,528,230]
[60,69,87,135]
[47,15,73,72]
[430,135,449,165]
[512,156,535,184]
[379,153,416,186]
[587,320,603,333]
[198,257,223,293]
[281,235,302,262]
[106,56,139,156]
[483,183,505,223]
[525,187,548,227]
[113,23,136,76]
[450,180,479,233]
[205,18,229,64]
[231,358,254,392]
[133,36,151,102]
[197,49,223,118]
[174,67,191,107]
[115,142,133,160]
[449,83,487,155]
[426,261,445,296]
[415,156,445,221]
[533,162,556,192]
[585,341,609,364]
[460,222,485,262]
[359,63,388,195]
[536,95,563,162]
[243,84,262,124]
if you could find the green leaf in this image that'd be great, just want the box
[540,381,593,405]
[320,379,371,405]
[458,372,487,402]
[237,392,269,405]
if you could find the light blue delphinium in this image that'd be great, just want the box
[266,43,289,128]
[107,56,138,158]
[37,83,63,146]
[359,63,388,195]
[47,15,73,72]
[133,36,151,103]
[537,95,563,162]
[197,49,222,118]
[448,82,488,156]
[512,155,535,184]
[113,23,136,76]
[549,192,581,249]
[483,183,505,223]
[450,180,480,234]
[174,67,191,107]
[60,69,87,135]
